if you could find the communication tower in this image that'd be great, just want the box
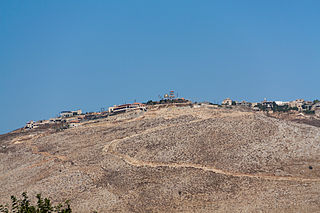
[169,90,175,99]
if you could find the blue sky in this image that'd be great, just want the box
[1,0,319,134]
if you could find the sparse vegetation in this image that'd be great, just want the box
[304,110,315,115]
[54,123,69,132]
[1,107,320,212]
[272,103,290,112]
[145,99,190,105]
[256,102,301,112]
[0,192,71,213]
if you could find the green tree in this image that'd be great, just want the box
[304,110,315,115]
[0,192,71,213]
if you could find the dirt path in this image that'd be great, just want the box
[104,119,320,183]
[14,132,67,169]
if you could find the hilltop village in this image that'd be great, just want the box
[24,91,320,131]
[24,91,190,131]
[2,91,320,212]
[222,98,320,114]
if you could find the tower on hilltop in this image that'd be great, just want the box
[169,90,175,99]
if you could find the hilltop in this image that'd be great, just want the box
[1,105,320,212]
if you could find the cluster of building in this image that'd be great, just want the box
[25,103,148,130]
[25,90,184,130]
[60,110,82,118]
[222,98,251,107]
[222,98,320,115]
[25,110,84,129]
[108,103,146,114]
[25,88,320,131]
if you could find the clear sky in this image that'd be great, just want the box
[1,0,319,134]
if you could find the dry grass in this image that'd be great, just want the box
[1,106,320,212]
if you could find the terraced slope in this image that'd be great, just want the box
[1,107,320,212]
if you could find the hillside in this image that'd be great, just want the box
[1,106,320,212]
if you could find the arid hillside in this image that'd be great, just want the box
[1,106,320,212]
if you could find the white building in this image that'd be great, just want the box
[222,98,233,105]
[25,121,38,129]
[275,101,289,106]
[312,103,320,111]
[60,109,82,118]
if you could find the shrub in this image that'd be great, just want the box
[0,192,71,213]
[304,110,315,115]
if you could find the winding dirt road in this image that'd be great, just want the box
[104,118,320,183]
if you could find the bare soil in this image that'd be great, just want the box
[1,107,320,212]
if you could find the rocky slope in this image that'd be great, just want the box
[1,106,320,212]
